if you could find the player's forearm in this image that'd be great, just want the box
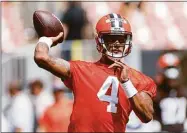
[35,42,49,59]
[122,79,154,123]
[34,42,71,79]
[130,92,154,123]
[34,42,50,68]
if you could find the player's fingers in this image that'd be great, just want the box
[114,67,124,81]
[108,63,122,69]
[108,63,115,68]
[57,32,63,39]
[55,32,63,41]
[50,32,63,42]
[51,42,57,47]
[114,61,125,68]
[115,61,129,72]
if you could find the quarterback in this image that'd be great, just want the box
[34,13,157,132]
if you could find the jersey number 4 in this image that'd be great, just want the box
[97,76,119,113]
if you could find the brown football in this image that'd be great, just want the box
[33,10,64,43]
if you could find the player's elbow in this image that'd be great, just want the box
[34,53,48,68]
[142,108,154,123]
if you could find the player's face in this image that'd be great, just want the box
[103,35,126,54]
[8,89,15,97]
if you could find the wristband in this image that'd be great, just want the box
[37,37,53,49]
[122,79,138,98]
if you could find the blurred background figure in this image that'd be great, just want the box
[28,79,54,132]
[154,52,187,132]
[1,112,10,132]
[119,1,146,18]
[38,86,73,132]
[4,80,34,132]
[60,1,88,61]
[61,1,88,41]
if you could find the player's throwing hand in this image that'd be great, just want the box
[108,61,129,83]
[49,32,63,47]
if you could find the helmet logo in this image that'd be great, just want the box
[107,13,126,33]
[111,27,125,33]
[106,18,125,23]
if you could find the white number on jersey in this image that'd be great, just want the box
[97,76,119,113]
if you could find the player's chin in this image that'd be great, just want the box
[107,55,122,62]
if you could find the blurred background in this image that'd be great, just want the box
[1,1,187,132]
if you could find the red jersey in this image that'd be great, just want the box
[63,60,156,132]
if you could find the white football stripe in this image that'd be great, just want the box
[52,13,63,27]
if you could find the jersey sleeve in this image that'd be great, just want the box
[142,77,157,99]
[129,68,157,99]
[62,61,75,90]
[62,60,84,91]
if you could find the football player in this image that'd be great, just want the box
[34,13,157,132]
[154,52,187,132]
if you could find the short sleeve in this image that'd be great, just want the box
[142,78,157,99]
[62,61,81,90]
[129,68,157,99]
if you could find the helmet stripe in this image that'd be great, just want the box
[109,13,114,18]
[108,13,125,32]
[109,14,115,27]
[113,13,119,28]
[117,14,123,28]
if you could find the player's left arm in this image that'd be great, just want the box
[109,61,155,123]
[129,91,154,123]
